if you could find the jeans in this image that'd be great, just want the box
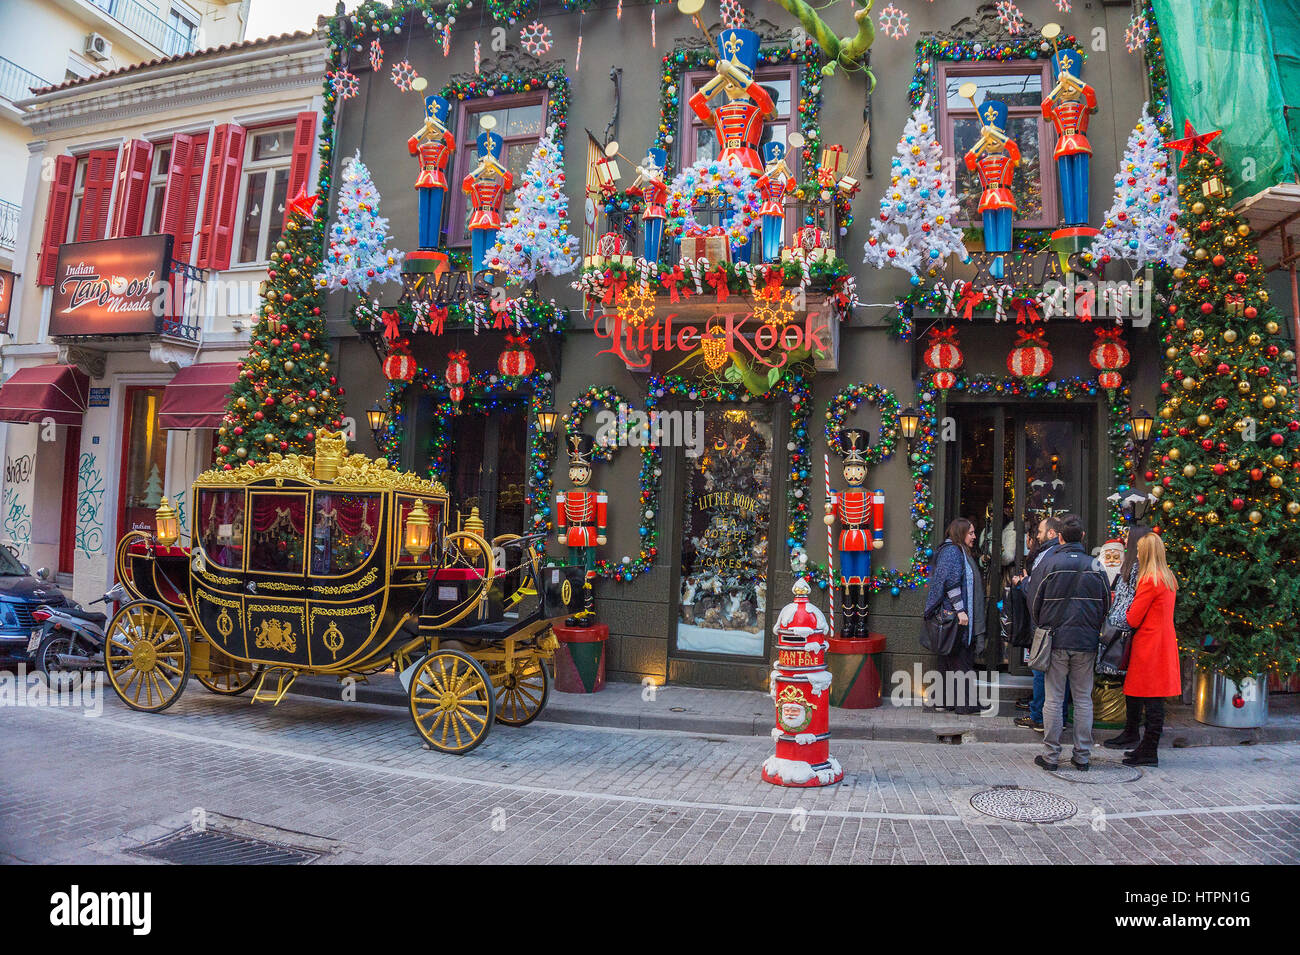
[1043,649,1095,764]
[1030,669,1072,724]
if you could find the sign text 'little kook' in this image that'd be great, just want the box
[594,311,831,370]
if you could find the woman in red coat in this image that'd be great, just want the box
[1120,533,1181,766]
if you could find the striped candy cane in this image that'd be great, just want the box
[824,452,835,640]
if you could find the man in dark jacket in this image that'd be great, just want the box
[1012,515,1061,730]
[1029,513,1111,771]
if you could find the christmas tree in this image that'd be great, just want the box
[488,124,579,284]
[1152,133,1300,685]
[317,151,403,292]
[862,95,968,284]
[1092,104,1186,271]
[216,190,346,469]
[142,464,163,508]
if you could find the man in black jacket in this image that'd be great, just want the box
[1012,515,1061,730]
[1029,514,1111,771]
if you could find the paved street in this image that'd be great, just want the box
[2,685,1298,864]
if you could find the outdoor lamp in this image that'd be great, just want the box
[366,402,387,443]
[898,407,922,441]
[1130,406,1154,445]
[535,405,560,434]
[403,499,432,558]
[154,497,180,547]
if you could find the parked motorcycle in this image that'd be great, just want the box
[30,583,128,678]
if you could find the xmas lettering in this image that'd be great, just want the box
[595,310,830,370]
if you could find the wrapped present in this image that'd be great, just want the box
[794,226,830,251]
[817,145,847,187]
[592,156,621,196]
[1225,293,1245,317]
[597,232,624,256]
[836,176,860,197]
[681,232,731,265]
[608,252,634,268]
[781,246,832,264]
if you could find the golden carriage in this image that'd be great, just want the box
[106,433,586,754]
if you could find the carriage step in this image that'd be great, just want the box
[251,668,298,705]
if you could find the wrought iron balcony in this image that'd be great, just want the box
[0,56,51,104]
[0,199,20,253]
[87,0,198,57]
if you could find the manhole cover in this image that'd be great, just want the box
[129,828,323,865]
[1050,762,1143,784]
[970,787,1077,823]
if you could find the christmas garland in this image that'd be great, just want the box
[823,382,901,468]
[667,157,764,243]
[908,31,1085,109]
[439,63,570,135]
[353,293,568,340]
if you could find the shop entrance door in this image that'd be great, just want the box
[945,404,1091,671]
[117,387,169,545]
[445,405,528,541]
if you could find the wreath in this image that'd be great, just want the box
[666,156,762,245]
[824,382,902,469]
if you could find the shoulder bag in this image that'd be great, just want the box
[1097,622,1133,676]
[920,608,961,656]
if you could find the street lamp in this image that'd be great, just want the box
[897,407,922,441]
[366,402,387,444]
[536,405,560,434]
[1129,406,1155,467]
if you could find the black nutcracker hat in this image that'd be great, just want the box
[840,428,870,465]
[568,433,595,467]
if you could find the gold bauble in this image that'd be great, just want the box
[1173,267,1188,280]
[236,447,248,458]
[264,433,276,444]
[1238,381,1252,394]
[290,413,299,423]
[1279,386,1290,398]
[1207,510,1219,523]
[1263,395,1277,409]
[1159,406,1173,419]
[259,359,270,370]
[1169,447,1181,460]
[1197,414,1211,427]
[1163,500,1175,513]
[218,426,227,436]
[1249,510,1262,524]
[236,397,247,409]
[1260,290,1269,302]
[1274,455,1287,468]
[1192,327,1205,342]
[1288,502,1300,516]
[1284,351,1296,363]
[1151,485,1164,498]
[1237,224,1250,237]
[1166,346,1179,359]
[1183,464,1197,478]
[1224,236,1237,248]
[1223,329,1237,343]
[284,361,295,372]
[1228,458,1240,470]
[1270,475,1283,489]
[1248,333,1261,346]
[307,405,317,415]
[1194,247,1208,260]
[1182,377,1198,390]
[1178,184,1187,195]
[276,240,287,251]
[1192,201,1206,214]
[1266,321,1279,335]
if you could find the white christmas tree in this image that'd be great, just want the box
[142,464,163,509]
[489,124,579,284]
[863,95,968,284]
[318,151,404,292]
[1092,104,1187,269]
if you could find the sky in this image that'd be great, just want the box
[246,0,342,40]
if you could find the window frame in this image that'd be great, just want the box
[308,490,383,578]
[230,121,297,266]
[143,141,172,236]
[66,156,89,243]
[935,59,1057,230]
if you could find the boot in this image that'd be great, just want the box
[1122,710,1162,766]
[839,583,853,639]
[1104,697,1142,749]
[855,585,870,640]
[566,575,596,627]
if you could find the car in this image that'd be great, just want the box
[0,544,68,662]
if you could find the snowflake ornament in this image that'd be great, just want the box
[520,20,553,57]
[390,60,419,92]
[878,4,909,40]
[1054,0,1072,12]
[720,0,746,29]
[1124,14,1150,53]
[329,69,359,100]
[996,1,1025,35]
[368,39,383,72]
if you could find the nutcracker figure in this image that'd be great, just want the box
[962,99,1020,279]
[408,95,455,250]
[555,434,607,626]
[1041,48,1098,231]
[688,28,777,179]
[462,129,514,271]
[824,429,884,640]
[632,148,669,263]
[755,140,793,263]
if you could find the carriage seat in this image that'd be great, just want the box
[429,566,507,623]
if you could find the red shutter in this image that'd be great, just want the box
[196,123,246,270]
[161,131,208,266]
[37,155,76,286]
[75,148,118,243]
[110,140,154,238]
[287,111,318,199]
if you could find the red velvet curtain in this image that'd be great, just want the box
[251,496,306,534]
[315,493,379,539]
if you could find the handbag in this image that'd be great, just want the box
[920,608,961,656]
[1027,625,1054,672]
[1002,583,1034,648]
[1096,621,1132,676]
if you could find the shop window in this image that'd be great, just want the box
[248,492,307,574]
[118,387,169,543]
[233,123,295,265]
[144,143,173,236]
[681,66,799,175]
[197,489,246,569]
[65,156,88,243]
[446,94,547,246]
[937,61,1055,228]
[394,495,443,566]
[310,492,381,575]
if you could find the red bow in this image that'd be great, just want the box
[956,284,986,320]
[1094,326,1124,343]
[1013,297,1041,325]
[929,326,960,344]
[762,268,785,300]
[428,305,447,335]
[705,266,730,303]
[389,336,411,356]
[1074,284,1095,322]
[1014,327,1048,346]
[381,310,402,341]
[660,265,688,303]
[504,333,530,349]
[704,225,725,237]
[602,271,628,306]
[447,349,468,365]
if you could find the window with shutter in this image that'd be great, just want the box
[233,123,295,265]
[161,131,209,265]
[287,111,318,199]
[37,154,76,286]
[111,140,154,238]
[75,148,118,243]
[197,123,246,271]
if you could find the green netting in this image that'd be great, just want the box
[1260,0,1300,179]
[1151,0,1297,199]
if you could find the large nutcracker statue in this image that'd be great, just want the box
[824,429,884,639]
[632,148,669,263]
[755,140,793,263]
[1040,42,1099,247]
[462,126,514,271]
[408,95,455,250]
[555,434,607,626]
[962,99,1020,279]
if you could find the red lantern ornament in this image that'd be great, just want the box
[923,326,963,394]
[446,350,470,404]
[1007,327,1054,381]
[382,338,416,383]
[1089,326,1130,394]
[496,334,536,377]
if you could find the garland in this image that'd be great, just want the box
[353,293,568,340]
[667,157,763,243]
[824,382,901,468]
[439,62,570,135]
[908,31,1085,109]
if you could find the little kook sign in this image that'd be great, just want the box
[595,310,831,371]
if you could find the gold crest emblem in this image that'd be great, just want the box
[216,608,234,638]
[322,621,345,660]
[253,618,297,654]
[561,579,573,605]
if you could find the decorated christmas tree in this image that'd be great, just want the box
[1152,130,1300,685]
[317,151,403,292]
[488,124,579,284]
[1091,104,1186,270]
[862,95,967,284]
[216,190,346,469]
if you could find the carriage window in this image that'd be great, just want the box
[395,496,442,565]
[248,493,307,574]
[311,493,381,575]
[197,490,246,570]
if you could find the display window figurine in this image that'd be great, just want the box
[962,98,1020,279]
[555,434,608,627]
[688,28,777,179]
[823,428,885,639]
[1041,47,1098,229]
[633,147,669,263]
[754,140,793,263]
[408,95,456,250]
[462,126,514,271]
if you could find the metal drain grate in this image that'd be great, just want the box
[970,787,1077,823]
[129,828,323,865]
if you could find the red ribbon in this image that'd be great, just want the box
[428,306,447,335]
[1075,284,1094,322]
[1014,327,1048,346]
[381,310,402,341]
[447,349,468,365]
[660,265,687,303]
[1094,326,1124,342]
[705,266,730,303]
[956,285,986,320]
[762,268,784,300]
[504,333,530,349]
[1013,297,1041,325]
[929,325,960,344]
[602,271,628,306]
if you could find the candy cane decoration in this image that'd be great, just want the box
[824,452,835,640]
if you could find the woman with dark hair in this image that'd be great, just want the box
[923,518,985,714]
[1102,524,1153,750]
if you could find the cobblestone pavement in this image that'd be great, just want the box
[3,688,1298,864]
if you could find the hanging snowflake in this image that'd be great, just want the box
[441,23,451,56]
[390,60,419,91]
[651,9,656,48]
[720,0,746,29]
[1054,0,1072,11]
[368,39,383,72]
[329,69,359,100]
[1124,14,1150,53]
[616,0,622,19]
[878,4,909,40]
[519,20,553,57]
[996,0,1025,35]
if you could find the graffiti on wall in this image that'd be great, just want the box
[3,487,32,558]
[5,454,34,485]
[173,489,188,544]
[76,453,104,557]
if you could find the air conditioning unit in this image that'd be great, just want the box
[84,33,112,62]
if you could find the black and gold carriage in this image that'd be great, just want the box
[105,433,585,754]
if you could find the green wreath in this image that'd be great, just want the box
[824,382,901,467]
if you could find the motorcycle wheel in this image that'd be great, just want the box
[35,632,94,679]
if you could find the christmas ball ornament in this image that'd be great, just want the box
[496,335,536,377]
[923,326,963,393]
[1182,464,1196,477]
[1182,377,1197,390]
[1270,474,1283,488]
[1197,414,1210,427]
[1089,327,1129,393]
[1007,328,1053,380]
[1249,510,1262,524]
[1233,694,1245,708]
[1266,320,1279,335]
[1231,497,1245,510]
[445,350,470,388]
[1223,329,1237,343]
[1288,502,1300,516]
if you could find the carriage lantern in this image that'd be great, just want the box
[154,497,180,547]
[897,407,921,441]
[535,405,560,434]
[403,498,433,558]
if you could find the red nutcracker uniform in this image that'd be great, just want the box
[409,132,456,190]
[409,95,455,249]
[1040,48,1097,226]
[556,434,606,625]
[688,28,776,178]
[964,143,1022,215]
[462,173,514,230]
[825,429,885,640]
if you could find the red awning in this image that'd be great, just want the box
[158,362,242,430]
[0,364,90,426]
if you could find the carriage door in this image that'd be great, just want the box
[245,490,310,667]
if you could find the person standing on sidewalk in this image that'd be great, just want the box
[1029,514,1110,771]
[1102,524,1154,750]
[1013,515,1062,731]
[923,519,985,714]
[1116,533,1181,767]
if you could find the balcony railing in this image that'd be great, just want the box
[0,55,51,104]
[0,199,20,253]
[87,0,198,57]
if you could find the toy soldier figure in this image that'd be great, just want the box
[555,434,607,626]
[755,140,793,263]
[462,129,514,271]
[408,95,455,250]
[689,27,777,177]
[962,99,1020,279]
[1041,47,1098,230]
[632,147,669,263]
[824,429,885,639]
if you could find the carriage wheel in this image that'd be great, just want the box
[104,600,191,713]
[196,647,263,696]
[486,656,551,726]
[408,649,497,754]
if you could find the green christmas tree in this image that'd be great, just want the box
[216,190,345,469]
[1153,132,1300,685]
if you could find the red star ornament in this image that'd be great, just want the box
[1164,120,1222,168]
[286,185,320,220]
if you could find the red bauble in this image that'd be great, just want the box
[1007,329,1053,380]
[1272,433,1285,446]
[265,396,275,406]
[383,352,416,383]
[1200,302,1214,314]
[1213,463,1226,476]
[1201,439,1214,450]
[1245,306,1258,318]
[1214,397,1229,410]
[1217,363,1231,375]
[1232,498,1244,510]
[1195,494,1205,504]
[923,327,964,390]
[1251,468,1264,481]
[1232,694,1245,709]
[497,338,537,377]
